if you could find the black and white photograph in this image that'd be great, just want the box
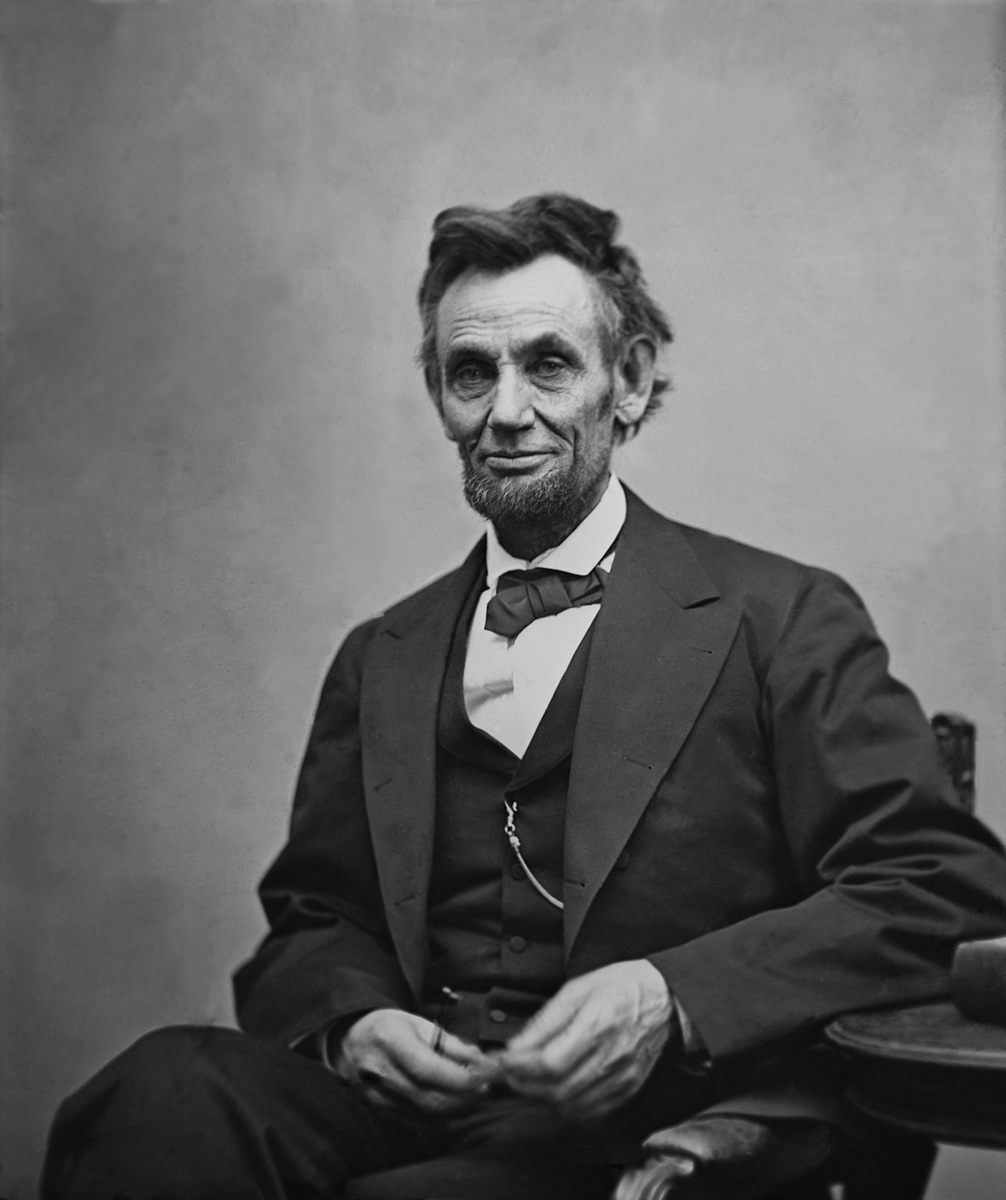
[2,2,1005,1198]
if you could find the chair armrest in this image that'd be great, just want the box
[951,936,1006,1027]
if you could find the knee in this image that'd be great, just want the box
[43,1027,270,1200]
[115,1023,238,1086]
[120,1024,235,1077]
[55,1025,242,1128]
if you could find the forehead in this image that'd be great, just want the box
[435,254,605,357]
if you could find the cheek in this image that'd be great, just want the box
[572,411,614,455]
[440,401,478,442]
[566,378,616,446]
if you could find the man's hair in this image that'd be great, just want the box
[417,193,673,439]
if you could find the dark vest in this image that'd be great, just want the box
[423,577,595,1046]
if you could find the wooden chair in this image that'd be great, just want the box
[827,713,1006,1158]
[930,712,976,812]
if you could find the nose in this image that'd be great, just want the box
[487,366,535,432]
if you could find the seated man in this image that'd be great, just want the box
[43,195,1006,1200]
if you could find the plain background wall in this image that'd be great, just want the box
[1,1,1004,1194]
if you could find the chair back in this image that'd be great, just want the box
[931,713,975,812]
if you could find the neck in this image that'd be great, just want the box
[493,474,609,562]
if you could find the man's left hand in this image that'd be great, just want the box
[493,960,675,1122]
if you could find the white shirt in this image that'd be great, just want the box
[463,474,626,757]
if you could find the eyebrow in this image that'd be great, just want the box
[443,332,585,374]
[442,343,495,374]
[521,333,585,365]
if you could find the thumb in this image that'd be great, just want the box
[435,1030,495,1071]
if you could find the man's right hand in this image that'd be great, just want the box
[336,1009,500,1115]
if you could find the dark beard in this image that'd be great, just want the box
[460,458,591,530]
[458,384,616,551]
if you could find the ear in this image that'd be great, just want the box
[612,336,657,432]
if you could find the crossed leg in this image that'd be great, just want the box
[42,1026,927,1200]
[43,1026,451,1200]
[41,1025,613,1200]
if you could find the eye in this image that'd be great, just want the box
[531,356,568,380]
[450,360,495,394]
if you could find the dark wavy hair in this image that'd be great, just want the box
[417,194,673,439]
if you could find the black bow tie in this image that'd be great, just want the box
[484,566,609,640]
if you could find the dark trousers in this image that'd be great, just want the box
[41,1026,622,1200]
[41,1025,934,1200]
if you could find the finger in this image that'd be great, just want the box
[499,1040,611,1104]
[555,1032,669,1122]
[504,986,582,1053]
[519,995,670,1080]
[398,1048,489,1096]
[542,1045,653,1120]
[502,1062,632,1122]
[356,1073,404,1110]
[389,1025,495,1097]
[357,1062,419,1109]
[546,1047,620,1105]
[564,1045,660,1120]
[499,1006,600,1082]
[497,1043,593,1090]
[340,1012,490,1108]
[435,1029,499,1077]
[399,1017,489,1070]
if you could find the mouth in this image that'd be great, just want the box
[481,450,555,474]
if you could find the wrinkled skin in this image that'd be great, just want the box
[434,254,656,561]
[492,959,674,1122]
[338,960,673,1122]
[336,1009,498,1115]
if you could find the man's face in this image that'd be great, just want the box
[434,255,622,532]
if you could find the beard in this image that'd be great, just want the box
[460,456,594,529]
[458,434,614,536]
[456,384,617,537]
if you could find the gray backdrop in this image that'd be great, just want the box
[2,1,1004,1195]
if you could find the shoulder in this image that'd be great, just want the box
[623,490,868,663]
[327,539,484,665]
[677,521,867,646]
[627,488,846,606]
[672,520,810,589]
[314,561,475,708]
[672,520,856,611]
[380,556,481,628]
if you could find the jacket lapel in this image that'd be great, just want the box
[563,490,741,956]
[359,541,485,1000]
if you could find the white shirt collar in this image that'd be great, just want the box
[484,474,627,587]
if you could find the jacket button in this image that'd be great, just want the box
[614,850,630,870]
[489,1008,508,1023]
[508,936,527,953]
[509,863,524,881]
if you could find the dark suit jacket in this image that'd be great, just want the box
[233,488,1006,1118]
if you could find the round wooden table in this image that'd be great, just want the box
[826,1002,1006,1149]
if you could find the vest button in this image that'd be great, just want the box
[489,1008,508,1023]
[508,936,527,953]
[509,863,525,881]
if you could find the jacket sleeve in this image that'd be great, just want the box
[649,567,1006,1062]
[232,619,413,1047]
